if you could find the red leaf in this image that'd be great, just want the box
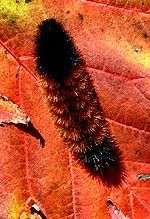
[0,0,150,218]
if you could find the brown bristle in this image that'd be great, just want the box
[39,66,124,186]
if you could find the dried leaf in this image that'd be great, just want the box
[0,95,30,125]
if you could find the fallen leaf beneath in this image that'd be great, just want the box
[0,95,30,125]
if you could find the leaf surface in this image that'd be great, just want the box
[0,0,150,218]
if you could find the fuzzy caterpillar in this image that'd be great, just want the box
[35,18,124,186]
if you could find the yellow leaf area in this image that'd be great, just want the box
[7,196,23,219]
[8,196,43,219]
[0,0,46,41]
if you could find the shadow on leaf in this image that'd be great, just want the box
[15,121,45,147]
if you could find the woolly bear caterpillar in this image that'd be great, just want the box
[34,18,124,186]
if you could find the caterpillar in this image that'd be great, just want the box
[34,18,124,186]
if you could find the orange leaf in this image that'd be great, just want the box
[0,0,150,219]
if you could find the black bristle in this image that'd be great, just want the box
[83,137,121,172]
[35,18,82,82]
[75,136,124,186]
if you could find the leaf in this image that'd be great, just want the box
[85,0,150,13]
[0,0,150,219]
[0,95,30,125]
